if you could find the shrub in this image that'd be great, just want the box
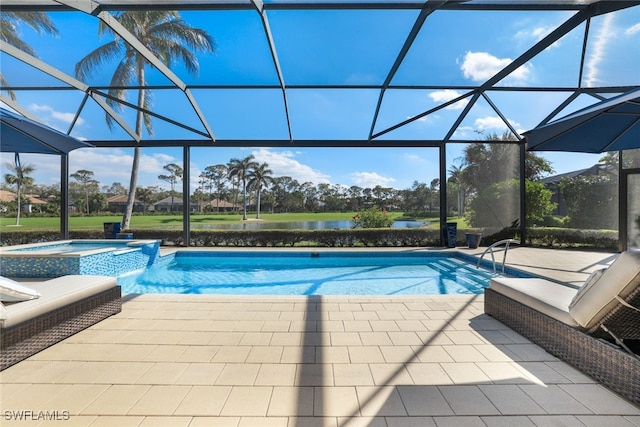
[0,227,617,251]
[351,207,394,229]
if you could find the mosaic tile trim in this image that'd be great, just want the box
[1,241,160,278]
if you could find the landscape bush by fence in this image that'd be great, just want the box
[526,228,618,250]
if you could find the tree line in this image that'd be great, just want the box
[1,153,441,220]
[4,136,628,233]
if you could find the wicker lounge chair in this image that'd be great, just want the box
[485,249,640,405]
[1,275,121,371]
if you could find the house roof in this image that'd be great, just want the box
[154,196,185,205]
[201,199,238,208]
[107,194,141,203]
[0,189,47,204]
[540,164,606,185]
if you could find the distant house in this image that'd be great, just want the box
[541,163,614,216]
[153,196,199,213]
[200,199,238,212]
[0,189,47,213]
[107,194,144,213]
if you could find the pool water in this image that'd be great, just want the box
[118,252,499,296]
[12,242,130,254]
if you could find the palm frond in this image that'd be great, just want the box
[10,11,59,37]
[151,20,215,52]
[74,40,123,81]
[0,17,37,56]
[103,57,137,129]
[166,45,199,74]
[73,10,214,137]
[0,73,17,100]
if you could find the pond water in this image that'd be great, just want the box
[193,220,428,230]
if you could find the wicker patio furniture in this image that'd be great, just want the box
[485,249,640,406]
[1,275,122,371]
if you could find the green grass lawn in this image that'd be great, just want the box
[0,211,465,231]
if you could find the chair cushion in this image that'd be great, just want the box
[568,268,606,308]
[1,275,117,328]
[0,276,41,302]
[489,277,579,326]
[568,249,640,329]
[0,302,7,320]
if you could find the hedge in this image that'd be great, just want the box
[0,227,619,250]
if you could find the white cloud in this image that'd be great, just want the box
[150,153,177,168]
[460,51,531,82]
[350,171,396,188]
[28,104,85,130]
[474,116,521,132]
[68,148,178,188]
[251,148,331,184]
[452,126,475,139]
[625,22,640,36]
[190,164,203,191]
[515,26,558,47]
[585,14,615,87]
[475,116,506,130]
[0,152,61,185]
[428,90,468,110]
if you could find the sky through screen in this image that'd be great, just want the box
[0,2,638,192]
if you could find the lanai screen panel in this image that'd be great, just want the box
[1,0,637,147]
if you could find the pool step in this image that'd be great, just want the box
[112,248,140,255]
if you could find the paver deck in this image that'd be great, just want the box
[1,247,638,426]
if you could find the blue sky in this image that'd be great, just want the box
[1,4,639,193]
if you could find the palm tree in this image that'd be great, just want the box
[158,163,183,213]
[4,154,35,225]
[448,163,466,217]
[247,162,273,219]
[227,155,259,220]
[75,11,215,230]
[226,161,240,213]
[1,12,58,100]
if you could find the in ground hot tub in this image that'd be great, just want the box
[0,239,160,278]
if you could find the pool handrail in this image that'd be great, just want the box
[476,239,520,274]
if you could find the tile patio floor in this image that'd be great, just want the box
[1,247,639,426]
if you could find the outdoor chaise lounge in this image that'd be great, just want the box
[485,249,640,406]
[0,275,121,371]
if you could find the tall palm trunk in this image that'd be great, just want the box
[233,179,239,213]
[123,146,141,229]
[122,72,145,230]
[255,188,261,219]
[15,182,22,226]
[14,153,23,226]
[242,178,248,220]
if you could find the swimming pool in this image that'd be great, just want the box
[118,251,520,296]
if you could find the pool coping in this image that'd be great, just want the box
[0,239,159,257]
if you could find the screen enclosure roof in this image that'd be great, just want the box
[1,0,639,148]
